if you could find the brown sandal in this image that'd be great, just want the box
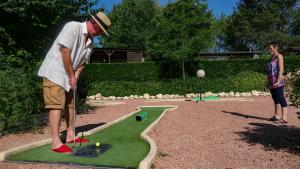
[279,118,288,124]
[269,116,281,121]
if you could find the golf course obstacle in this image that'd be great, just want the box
[192,95,220,102]
[1,105,177,169]
[136,112,148,121]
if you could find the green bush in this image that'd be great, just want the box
[86,73,266,96]
[83,57,300,96]
[288,73,300,107]
[0,68,44,134]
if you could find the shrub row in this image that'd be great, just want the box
[82,57,300,96]
[85,71,266,96]
[85,56,300,82]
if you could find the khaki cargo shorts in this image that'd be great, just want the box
[43,78,74,109]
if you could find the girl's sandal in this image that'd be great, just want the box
[269,116,281,121]
[279,118,288,124]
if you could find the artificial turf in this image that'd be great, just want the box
[8,107,172,168]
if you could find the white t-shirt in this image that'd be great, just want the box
[38,21,94,92]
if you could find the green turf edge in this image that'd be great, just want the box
[7,107,172,168]
[192,95,219,101]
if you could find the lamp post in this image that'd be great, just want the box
[196,69,205,102]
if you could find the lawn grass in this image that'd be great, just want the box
[8,107,171,168]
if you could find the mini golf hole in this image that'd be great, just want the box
[73,144,111,158]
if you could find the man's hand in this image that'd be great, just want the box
[75,64,85,81]
[69,74,77,89]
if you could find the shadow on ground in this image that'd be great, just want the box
[60,123,105,142]
[237,122,300,155]
[222,111,270,121]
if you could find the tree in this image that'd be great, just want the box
[102,0,161,49]
[146,0,216,80]
[0,0,98,62]
[224,0,300,51]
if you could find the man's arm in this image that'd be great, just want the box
[75,63,85,81]
[60,46,76,89]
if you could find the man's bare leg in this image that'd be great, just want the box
[65,107,75,142]
[49,109,63,149]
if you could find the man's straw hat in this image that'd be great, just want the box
[90,12,111,36]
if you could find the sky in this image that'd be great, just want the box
[97,0,239,17]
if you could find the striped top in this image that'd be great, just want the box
[266,57,284,89]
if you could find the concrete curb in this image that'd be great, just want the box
[0,138,52,161]
[137,105,177,169]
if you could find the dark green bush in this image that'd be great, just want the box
[83,57,300,96]
[86,72,266,96]
[0,68,44,134]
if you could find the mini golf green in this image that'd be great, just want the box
[192,95,219,101]
[7,107,172,168]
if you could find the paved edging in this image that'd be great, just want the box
[137,105,177,169]
[0,138,52,161]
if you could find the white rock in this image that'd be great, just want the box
[143,93,150,99]
[109,96,116,100]
[252,90,259,96]
[235,92,241,97]
[170,94,175,98]
[186,93,192,98]
[163,94,170,99]
[116,97,123,100]
[88,95,96,100]
[218,92,226,97]
[123,96,129,100]
[240,92,247,97]
[204,92,213,97]
[96,93,102,98]
[96,97,102,100]
[156,94,163,99]
[190,93,197,98]
[150,96,156,99]
[229,91,235,97]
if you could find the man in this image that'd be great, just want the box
[38,12,111,153]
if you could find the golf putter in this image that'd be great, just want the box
[73,87,77,148]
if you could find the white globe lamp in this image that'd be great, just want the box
[196,69,205,102]
[197,69,205,78]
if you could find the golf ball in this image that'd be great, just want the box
[96,142,100,147]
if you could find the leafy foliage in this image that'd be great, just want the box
[0,0,98,57]
[146,0,217,80]
[0,68,44,134]
[287,72,300,108]
[102,0,160,49]
[224,0,300,51]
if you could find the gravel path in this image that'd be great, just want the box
[0,96,300,169]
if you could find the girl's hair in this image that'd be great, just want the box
[267,41,279,48]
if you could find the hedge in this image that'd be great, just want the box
[82,56,300,96]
